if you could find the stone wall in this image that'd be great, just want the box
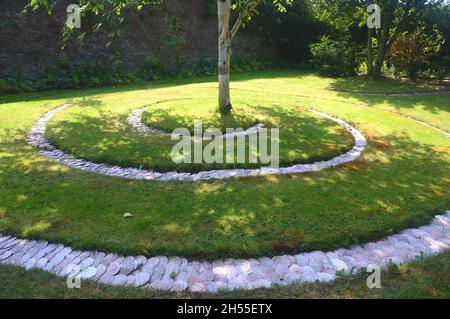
[0,0,275,79]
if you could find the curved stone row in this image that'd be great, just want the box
[331,89,450,97]
[1,211,448,292]
[28,104,367,181]
[127,106,265,138]
[410,118,450,138]
[129,102,449,140]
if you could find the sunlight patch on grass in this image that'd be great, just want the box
[22,219,54,236]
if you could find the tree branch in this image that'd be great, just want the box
[230,0,261,39]
[387,0,414,50]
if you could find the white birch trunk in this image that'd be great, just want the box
[217,0,232,114]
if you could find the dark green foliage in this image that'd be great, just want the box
[15,0,450,86]
[137,57,167,81]
[0,56,277,94]
[421,4,450,79]
[425,57,450,80]
[192,57,216,77]
[310,36,362,77]
[249,0,326,63]
[0,80,31,95]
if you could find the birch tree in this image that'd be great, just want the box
[25,0,291,114]
[217,0,291,114]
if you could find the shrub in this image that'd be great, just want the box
[137,57,166,81]
[310,36,361,77]
[0,80,25,95]
[427,56,450,80]
[231,57,271,73]
[0,56,279,94]
[192,57,215,76]
[0,65,34,95]
[388,26,443,80]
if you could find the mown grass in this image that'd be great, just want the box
[1,251,449,299]
[0,70,449,259]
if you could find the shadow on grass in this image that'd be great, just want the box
[142,103,261,133]
[0,123,448,259]
[327,77,450,114]
[0,69,313,104]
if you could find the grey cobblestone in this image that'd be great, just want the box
[1,211,447,292]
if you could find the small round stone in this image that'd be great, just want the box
[198,269,215,282]
[94,264,106,279]
[283,273,302,284]
[24,258,37,270]
[143,257,159,272]
[79,266,97,279]
[296,255,309,266]
[98,274,114,285]
[206,282,219,293]
[150,279,173,290]
[252,279,272,289]
[36,258,48,268]
[119,262,135,275]
[133,256,147,268]
[126,275,136,285]
[189,281,207,293]
[317,272,335,282]
[289,264,302,274]
[106,262,121,276]
[134,272,150,287]
[0,236,11,243]
[112,274,128,285]
[0,250,13,261]
[43,262,55,272]
[93,252,106,266]
[329,258,350,273]
[308,257,323,272]
[49,252,66,266]
[79,257,95,270]
[171,280,188,292]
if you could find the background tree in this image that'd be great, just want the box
[366,0,429,78]
[388,25,443,80]
[309,0,440,78]
[422,1,450,79]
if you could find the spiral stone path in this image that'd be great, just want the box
[17,103,450,292]
[28,104,367,181]
[1,211,449,292]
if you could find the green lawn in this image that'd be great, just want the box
[0,70,449,259]
[1,251,449,299]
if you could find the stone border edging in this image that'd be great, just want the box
[27,104,367,181]
[410,117,450,138]
[1,211,448,292]
[127,106,265,138]
[331,89,450,97]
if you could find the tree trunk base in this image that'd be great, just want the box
[219,103,233,114]
[369,71,383,80]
